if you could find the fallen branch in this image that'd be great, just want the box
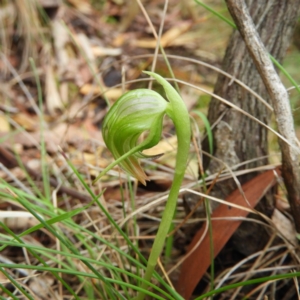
[225,0,300,232]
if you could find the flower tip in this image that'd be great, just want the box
[134,167,149,186]
[140,179,147,186]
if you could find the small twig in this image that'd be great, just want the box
[225,0,300,232]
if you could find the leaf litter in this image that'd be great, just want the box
[0,0,299,299]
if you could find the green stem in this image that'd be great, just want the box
[136,72,191,299]
[165,222,174,258]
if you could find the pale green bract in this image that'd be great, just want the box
[102,89,169,185]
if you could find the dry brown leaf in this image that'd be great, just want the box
[92,46,122,57]
[0,211,38,231]
[39,0,61,7]
[0,167,26,182]
[143,136,177,168]
[272,208,297,246]
[160,21,192,46]
[11,113,37,131]
[70,146,107,169]
[112,33,133,47]
[52,19,82,105]
[176,167,280,299]
[1,130,60,153]
[143,136,198,177]
[169,31,201,47]
[76,33,96,68]
[181,88,201,111]
[29,274,54,300]
[0,271,7,284]
[67,0,92,14]
[143,136,177,156]
[133,21,192,48]
[0,115,10,132]
[275,198,290,211]
[52,19,70,74]
[45,62,64,115]
[80,84,125,99]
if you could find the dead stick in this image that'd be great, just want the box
[225,0,300,233]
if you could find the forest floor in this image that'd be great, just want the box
[0,1,300,299]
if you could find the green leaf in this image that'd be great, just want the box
[19,199,97,238]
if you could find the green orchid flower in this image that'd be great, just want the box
[95,71,191,299]
[102,89,168,185]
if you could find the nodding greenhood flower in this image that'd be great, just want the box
[101,71,190,189]
[102,88,169,185]
[99,71,191,299]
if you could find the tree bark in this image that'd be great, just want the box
[203,0,300,252]
[226,0,300,237]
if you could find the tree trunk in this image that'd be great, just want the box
[203,0,300,254]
